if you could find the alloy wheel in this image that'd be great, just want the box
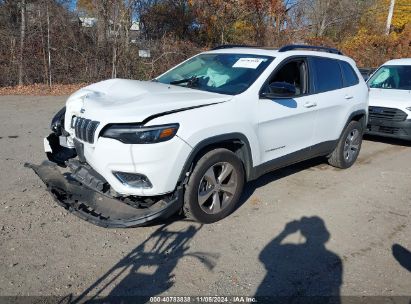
[343,128,360,163]
[197,162,238,214]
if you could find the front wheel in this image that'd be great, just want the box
[183,148,245,223]
[328,120,363,169]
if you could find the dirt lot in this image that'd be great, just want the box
[0,96,410,301]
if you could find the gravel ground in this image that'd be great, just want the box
[0,96,410,302]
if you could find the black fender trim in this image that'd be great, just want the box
[345,109,367,132]
[330,109,367,152]
[315,110,367,161]
[177,133,254,184]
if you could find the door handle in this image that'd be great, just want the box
[345,95,354,100]
[303,102,317,108]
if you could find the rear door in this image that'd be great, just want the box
[309,57,348,145]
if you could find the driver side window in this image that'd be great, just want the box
[263,58,308,97]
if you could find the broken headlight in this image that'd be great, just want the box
[101,123,179,144]
[50,106,66,136]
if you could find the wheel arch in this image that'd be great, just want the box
[177,133,254,185]
[338,110,367,142]
[327,109,367,156]
[347,110,367,130]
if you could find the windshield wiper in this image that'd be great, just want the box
[170,76,199,87]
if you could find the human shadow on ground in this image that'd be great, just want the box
[256,217,343,304]
[392,244,411,272]
[72,222,218,303]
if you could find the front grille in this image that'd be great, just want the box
[369,107,407,122]
[72,117,99,144]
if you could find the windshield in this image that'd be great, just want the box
[156,53,274,95]
[368,65,411,90]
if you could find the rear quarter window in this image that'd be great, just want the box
[340,61,359,87]
[311,57,343,93]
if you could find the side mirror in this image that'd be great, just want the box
[261,82,296,99]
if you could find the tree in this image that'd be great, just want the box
[341,0,411,67]
[18,0,25,85]
[294,0,374,40]
[385,0,395,35]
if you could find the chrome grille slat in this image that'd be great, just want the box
[81,119,88,141]
[72,117,100,144]
[75,118,81,138]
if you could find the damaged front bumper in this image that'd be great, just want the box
[25,161,183,228]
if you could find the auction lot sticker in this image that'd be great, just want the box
[233,58,266,69]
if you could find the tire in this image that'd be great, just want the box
[183,148,245,223]
[328,120,363,169]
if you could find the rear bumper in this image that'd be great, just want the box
[25,161,183,228]
[365,118,411,140]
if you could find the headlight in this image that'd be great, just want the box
[50,106,66,134]
[101,123,179,144]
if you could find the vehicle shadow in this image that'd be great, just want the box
[236,157,326,212]
[363,134,411,147]
[71,222,219,303]
[392,244,411,272]
[255,217,343,303]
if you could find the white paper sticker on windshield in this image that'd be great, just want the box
[233,58,265,69]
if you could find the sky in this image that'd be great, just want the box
[67,0,77,11]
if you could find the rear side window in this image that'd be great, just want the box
[340,61,359,87]
[311,57,343,93]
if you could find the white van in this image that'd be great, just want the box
[366,59,411,140]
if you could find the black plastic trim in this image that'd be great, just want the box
[366,119,411,140]
[279,44,343,55]
[177,133,254,183]
[45,133,77,167]
[250,141,337,179]
[346,110,367,131]
[211,44,258,50]
[25,161,183,228]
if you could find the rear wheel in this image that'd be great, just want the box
[328,120,363,169]
[183,148,245,223]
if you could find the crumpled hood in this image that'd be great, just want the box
[65,78,232,126]
[369,88,411,109]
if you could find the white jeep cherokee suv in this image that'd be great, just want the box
[366,58,411,140]
[28,45,368,227]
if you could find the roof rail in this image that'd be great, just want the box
[211,44,256,50]
[278,44,343,55]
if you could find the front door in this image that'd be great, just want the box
[257,57,317,164]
